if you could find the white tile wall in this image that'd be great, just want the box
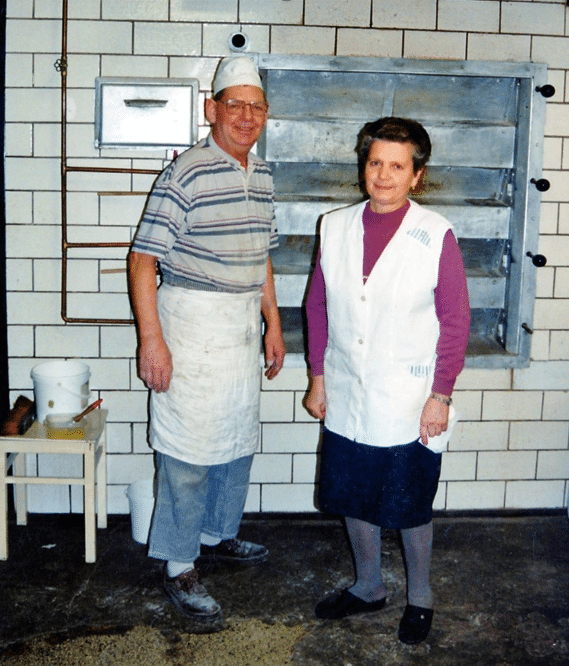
[6,157,61,190]
[561,205,569,234]
[440,452,477,481]
[292,454,319,484]
[106,452,155,486]
[505,480,565,509]
[7,0,33,18]
[6,20,61,53]
[7,326,34,358]
[449,421,509,452]
[403,31,466,60]
[510,421,569,450]
[468,34,531,62]
[477,451,538,481]
[550,331,569,359]
[537,451,569,479]
[5,54,33,87]
[4,0,569,515]
[251,454,292,483]
[262,423,321,454]
[305,0,370,27]
[543,392,569,421]
[372,0,437,30]
[336,29,403,58]
[107,422,132,454]
[68,21,133,55]
[542,138,563,172]
[554,269,569,297]
[438,0,499,33]
[35,326,99,359]
[170,0,238,23]
[516,361,569,391]
[102,0,168,22]
[530,330,550,361]
[240,0,303,25]
[270,26,335,55]
[261,483,317,513]
[29,259,60,292]
[447,481,506,510]
[533,37,569,71]
[4,193,32,226]
[134,23,202,57]
[501,2,566,37]
[68,0,100,20]
[482,391,543,421]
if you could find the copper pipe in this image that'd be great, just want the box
[60,0,69,322]
[57,0,151,325]
[65,242,131,249]
[98,191,151,196]
[66,166,161,175]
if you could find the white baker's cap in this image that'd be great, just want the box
[213,56,263,95]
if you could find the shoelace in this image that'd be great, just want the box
[174,568,199,592]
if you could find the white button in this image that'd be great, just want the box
[358,339,363,344]
[361,295,366,301]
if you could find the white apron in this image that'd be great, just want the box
[149,283,262,465]
[321,200,454,451]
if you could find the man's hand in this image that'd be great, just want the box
[264,326,285,379]
[261,257,285,380]
[128,251,172,393]
[138,334,173,393]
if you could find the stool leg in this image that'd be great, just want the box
[14,452,28,526]
[96,427,107,529]
[84,446,96,563]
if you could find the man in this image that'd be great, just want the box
[128,56,285,621]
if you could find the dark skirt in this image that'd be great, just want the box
[318,428,442,529]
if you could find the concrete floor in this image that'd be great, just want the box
[0,511,568,665]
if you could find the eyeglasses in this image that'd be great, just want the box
[218,99,268,116]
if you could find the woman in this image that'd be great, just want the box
[304,117,470,644]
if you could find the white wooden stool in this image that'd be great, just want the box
[0,409,108,563]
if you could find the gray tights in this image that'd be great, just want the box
[346,517,434,608]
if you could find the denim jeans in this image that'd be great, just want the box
[148,451,254,562]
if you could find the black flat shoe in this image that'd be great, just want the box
[398,604,434,644]
[315,589,386,619]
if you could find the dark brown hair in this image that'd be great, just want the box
[355,117,432,195]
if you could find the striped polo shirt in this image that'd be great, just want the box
[132,134,278,293]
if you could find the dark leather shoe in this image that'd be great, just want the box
[398,604,434,644]
[163,567,222,621]
[199,538,269,564]
[315,589,386,619]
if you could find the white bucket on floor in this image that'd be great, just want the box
[126,479,155,544]
[31,360,91,423]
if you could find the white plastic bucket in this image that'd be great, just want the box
[126,479,155,544]
[31,360,91,423]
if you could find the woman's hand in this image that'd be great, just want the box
[419,394,450,445]
[304,375,326,420]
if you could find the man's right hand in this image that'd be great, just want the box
[138,335,173,393]
[128,251,172,393]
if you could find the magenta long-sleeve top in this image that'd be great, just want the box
[305,200,471,396]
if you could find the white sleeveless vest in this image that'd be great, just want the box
[320,199,453,448]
